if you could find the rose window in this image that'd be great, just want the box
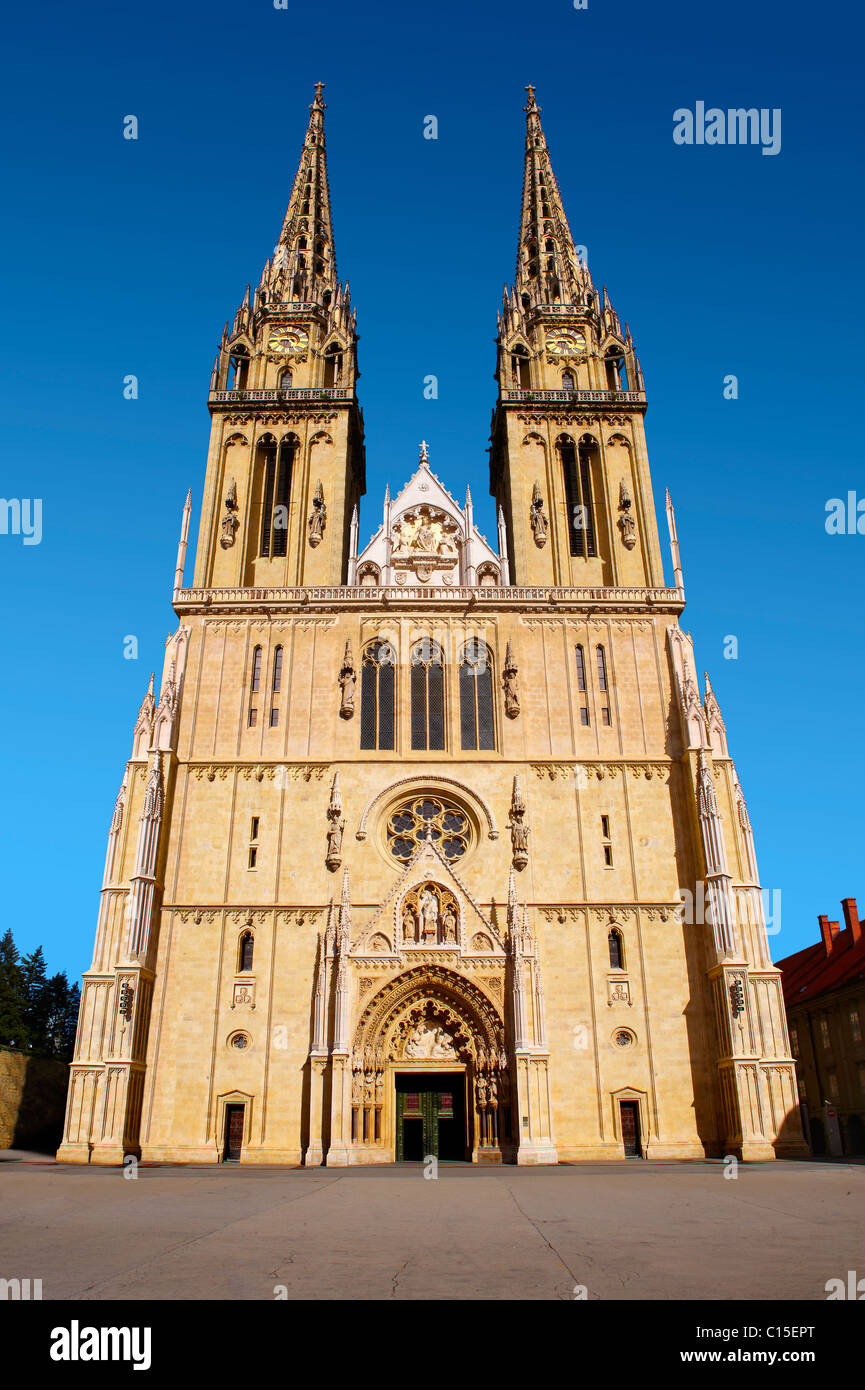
[386,796,470,864]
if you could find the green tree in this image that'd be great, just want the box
[0,927,30,1050]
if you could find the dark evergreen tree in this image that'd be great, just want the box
[0,928,30,1050]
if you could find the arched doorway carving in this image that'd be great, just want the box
[350,966,509,1162]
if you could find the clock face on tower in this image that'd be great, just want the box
[545,330,585,359]
[269,326,309,357]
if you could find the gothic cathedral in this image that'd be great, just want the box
[58,87,806,1166]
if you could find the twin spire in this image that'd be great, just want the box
[513,85,592,309]
[247,83,355,329]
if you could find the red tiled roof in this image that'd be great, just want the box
[777,921,865,1006]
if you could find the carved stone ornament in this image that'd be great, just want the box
[617,478,637,550]
[502,640,520,719]
[530,481,549,547]
[338,640,356,719]
[219,478,240,549]
[507,774,529,870]
[325,771,344,872]
[307,480,326,546]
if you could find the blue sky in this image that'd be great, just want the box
[1,0,862,979]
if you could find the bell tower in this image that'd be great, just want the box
[193,83,365,591]
[489,86,664,590]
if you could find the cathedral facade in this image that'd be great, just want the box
[58,87,806,1166]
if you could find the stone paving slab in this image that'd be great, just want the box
[0,1159,862,1301]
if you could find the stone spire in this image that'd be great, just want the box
[512,86,591,309]
[256,83,347,316]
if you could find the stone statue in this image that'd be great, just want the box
[338,641,355,719]
[618,479,637,549]
[502,641,520,719]
[308,481,326,546]
[530,481,548,547]
[442,904,457,943]
[419,889,439,941]
[219,479,240,550]
[326,818,344,863]
[402,904,417,943]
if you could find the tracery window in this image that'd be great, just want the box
[558,434,597,558]
[386,796,470,864]
[459,641,495,750]
[410,640,444,750]
[259,434,297,558]
[360,640,396,750]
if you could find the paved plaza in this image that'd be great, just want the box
[1,1155,862,1301]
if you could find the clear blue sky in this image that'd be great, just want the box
[1,0,862,979]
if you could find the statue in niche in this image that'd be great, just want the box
[308,481,326,546]
[402,903,418,943]
[419,888,440,942]
[219,479,240,549]
[442,904,458,943]
[530,481,548,547]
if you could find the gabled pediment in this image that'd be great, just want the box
[352,836,505,960]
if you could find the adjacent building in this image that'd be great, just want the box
[777,897,865,1156]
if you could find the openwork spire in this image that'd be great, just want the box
[261,83,340,308]
[514,86,590,308]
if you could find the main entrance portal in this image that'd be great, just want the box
[395,1072,467,1161]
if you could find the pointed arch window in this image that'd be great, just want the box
[608,928,624,970]
[605,351,629,392]
[360,641,396,750]
[596,645,608,691]
[228,349,249,391]
[259,435,297,558]
[558,434,597,558]
[279,367,293,389]
[410,640,445,750]
[459,641,495,750]
[575,644,586,691]
[239,930,254,972]
[511,346,530,389]
[323,345,343,387]
[562,370,574,390]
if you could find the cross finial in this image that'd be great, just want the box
[419,440,429,468]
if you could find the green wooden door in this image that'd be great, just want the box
[396,1083,460,1160]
